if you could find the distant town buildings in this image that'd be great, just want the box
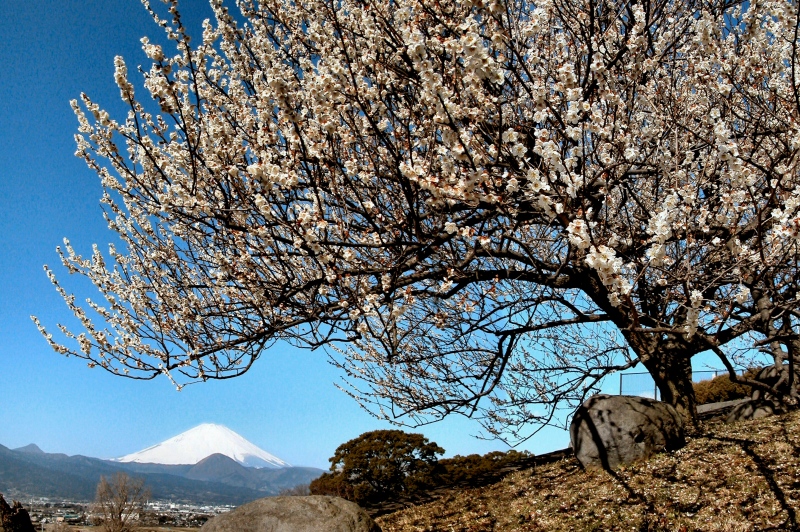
[25,497,232,529]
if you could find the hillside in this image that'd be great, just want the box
[0,444,270,504]
[376,409,800,531]
[0,444,97,500]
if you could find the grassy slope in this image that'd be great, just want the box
[377,410,800,531]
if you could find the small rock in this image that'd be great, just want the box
[570,394,685,471]
[201,495,381,532]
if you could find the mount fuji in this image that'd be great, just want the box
[0,425,324,504]
[116,423,290,469]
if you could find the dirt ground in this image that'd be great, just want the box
[39,527,200,532]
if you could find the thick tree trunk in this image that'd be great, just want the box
[642,352,698,426]
[583,274,699,425]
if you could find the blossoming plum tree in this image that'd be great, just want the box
[34,0,800,441]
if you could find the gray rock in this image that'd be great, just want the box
[570,394,685,471]
[751,364,800,401]
[725,399,784,423]
[201,495,381,532]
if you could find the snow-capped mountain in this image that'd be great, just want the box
[116,423,289,469]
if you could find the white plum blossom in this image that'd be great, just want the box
[567,219,591,250]
[690,290,703,308]
[735,285,751,305]
[585,245,631,306]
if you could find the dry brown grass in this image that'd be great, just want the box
[376,410,800,531]
[48,527,200,532]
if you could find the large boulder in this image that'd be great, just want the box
[751,364,800,401]
[201,495,381,532]
[0,494,34,532]
[570,394,685,471]
[726,399,784,423]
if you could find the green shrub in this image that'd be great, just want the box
[309,429,444,506]
[308,471,354,500]
[310,431,533,506]
[693,370,757,404]
[439,450,531,485]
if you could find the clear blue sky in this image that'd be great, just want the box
[0,0,585,469]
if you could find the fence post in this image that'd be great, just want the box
[619,373,623,395]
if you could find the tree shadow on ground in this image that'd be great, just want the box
[704,419,799,531]
[614,413,800,531]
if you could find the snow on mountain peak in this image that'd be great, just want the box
[115,423,289,469]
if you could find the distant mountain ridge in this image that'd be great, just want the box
[182,453,323,492]
[186,453,251,483]
[13,443,45,454]
[0,426,322,505]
